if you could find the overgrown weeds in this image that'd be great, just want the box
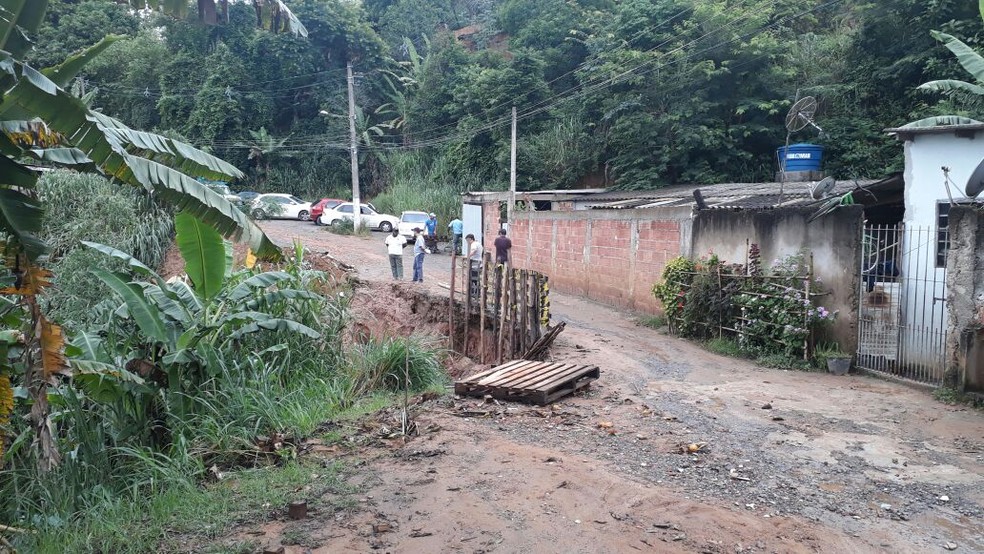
[371,151,488,227]
[636,315,667,329]
[347,335,448,398]
[326,218,371,237]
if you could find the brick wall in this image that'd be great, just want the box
[489,205,692,314]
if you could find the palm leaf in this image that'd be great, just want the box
[0,56,280,258]
[0,187,45,259]
[116,0,307,36]
[917,79,984,96]
[228,271,293,301]
[0,0,48,58]
[228,318,320,340]
[92,269,169,343]
[42,35,122,88]
[929,31,984,86]
[174,211,226,301]
[81,241,165,284]
[246,289,322,309]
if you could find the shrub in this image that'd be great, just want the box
[347,335,447,397]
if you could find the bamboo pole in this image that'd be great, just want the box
[520,270,529,356]
[480,254,488,364]
[463,258,472,357]
[497,263,509,364]
[449,250,457,353]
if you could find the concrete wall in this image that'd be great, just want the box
[690,206,864,352]
[945,206,984,392]
[492,207,693,313]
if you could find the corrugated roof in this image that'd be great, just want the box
[577,178,887,210]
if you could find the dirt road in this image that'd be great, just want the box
[236,221,984,553]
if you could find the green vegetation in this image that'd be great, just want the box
[636,315,668,330]
[326,218,371,237]
[655,251,837,362]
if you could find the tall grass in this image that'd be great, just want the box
[370,151,491,227]
[37,170,174,330]
[347,335,448,397]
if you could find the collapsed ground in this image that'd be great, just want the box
[192,221,983,554]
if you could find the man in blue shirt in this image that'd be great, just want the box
[425,213,437,238]
[448,216,463,255]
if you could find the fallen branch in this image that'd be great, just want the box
[0,524,35,534]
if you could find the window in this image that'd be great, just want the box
[937,202,951,268]
[337,204,353,214]
[402,213,428,223]
[289,196,304,204]
[361,206,375,215]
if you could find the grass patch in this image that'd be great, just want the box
[755,353,815,371]
[636,315,667,329]
[704,337,747,358]
[933,387,984,409]
[325,218,371,237]
[18,460,355,554]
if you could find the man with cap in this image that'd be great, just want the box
[425,212,437,239]
[448,214,464,255]
[412,227,428,282]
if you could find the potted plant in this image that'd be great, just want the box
[814,342,852,375]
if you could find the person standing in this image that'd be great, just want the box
[494,228,512,265]
[412,227,427,282]
[425,213,438,238]
[448,215,464,255]
[384,228,407,280]
[465,233,483,298]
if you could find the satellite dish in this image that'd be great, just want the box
[966,158,984,198]
[809,176,837,200]
[785,96,820,133]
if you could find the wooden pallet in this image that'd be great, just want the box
[454,360,600,405]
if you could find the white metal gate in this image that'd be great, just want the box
[856,224,948,385]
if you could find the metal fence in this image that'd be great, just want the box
[856,224,948,385]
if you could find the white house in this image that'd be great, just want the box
[874,118,984,379]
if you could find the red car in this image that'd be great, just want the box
[311,198,345,225]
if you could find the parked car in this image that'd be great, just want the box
[237,191,260,203]
[311,198,345,225]
[398,211,429,239]
[250,193,312,221]
[319,202,398,231]
[206,183,240,203]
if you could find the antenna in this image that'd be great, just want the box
[809,176,836,200]
[785,96,821,134]
[966,158,984,198]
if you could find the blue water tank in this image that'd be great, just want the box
[777,143,824,172]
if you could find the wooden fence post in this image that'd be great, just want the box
[479,254,488,364]
[449,250,456,353]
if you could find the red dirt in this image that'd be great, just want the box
[202,221,984,554]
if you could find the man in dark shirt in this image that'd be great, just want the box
[493,228,512,265]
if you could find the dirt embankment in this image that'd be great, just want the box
[195,221,984,554]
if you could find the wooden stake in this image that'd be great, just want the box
[497,263,509,364]
[449,250,457,353]
[519,270,529,355]
[464,258,473,357]
[508,268,517,359]
[480,254,488,364]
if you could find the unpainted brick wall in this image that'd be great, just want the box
[489,206,690,314]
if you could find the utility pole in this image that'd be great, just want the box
[347,62,362,232]
[508,106,517,229]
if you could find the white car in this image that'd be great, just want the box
[398,211,429,239]
[206,183,240,203]
[250,194,312,221]
[319,202,398,231]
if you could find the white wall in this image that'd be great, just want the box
[900,131,984,367]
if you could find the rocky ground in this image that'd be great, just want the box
[203,220,983,554]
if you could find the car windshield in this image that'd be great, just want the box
[324,200,342,209]
[402,213,428,223]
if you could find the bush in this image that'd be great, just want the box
[347,335,447,397]
[653,250,836,360]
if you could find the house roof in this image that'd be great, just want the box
[462,175,903,211]
[886,116,984,139]
[573,176,899,210]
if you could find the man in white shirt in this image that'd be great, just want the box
[465,234,483,297]
[384,228,407,280]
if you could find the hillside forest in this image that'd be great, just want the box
[32,0,984,211]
